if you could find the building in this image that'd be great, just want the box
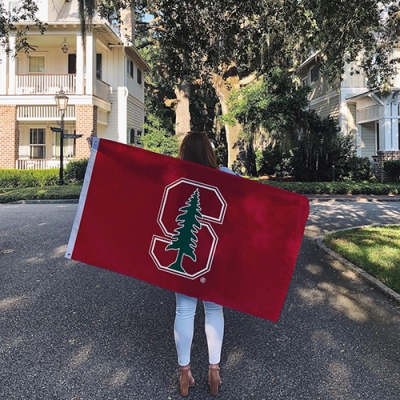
[299,52,400,180]
[0,0,150,169]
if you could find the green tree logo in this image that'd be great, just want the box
[165,188,203,273]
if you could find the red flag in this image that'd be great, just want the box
[66,138,309,322]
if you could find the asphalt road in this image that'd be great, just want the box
[1,201,400,400]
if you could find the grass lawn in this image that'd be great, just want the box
[324,225,400,294]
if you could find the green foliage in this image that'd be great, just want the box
[339,156,373,182]
[256,145,293,177]
[0,185,82,203]
[65,159,88,182]
[228,69,311,148]
[142,114,179,157]
[0,169,59,188]
[383,160,400,182]
[291,114,357,181]
[226,70,365,180]
[1,0,46,55]
[256,180,400,195]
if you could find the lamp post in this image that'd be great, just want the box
[54,90,69,185]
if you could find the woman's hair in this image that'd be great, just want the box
[178,131,218,169]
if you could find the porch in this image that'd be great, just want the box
[15,74,110,101]
[16,159,71,170]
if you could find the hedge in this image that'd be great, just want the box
[0,169,59,188]
[0,159,89,188]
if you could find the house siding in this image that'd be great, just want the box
[127,95,145,133]
[310,93,340,119]
[106,92,120,142]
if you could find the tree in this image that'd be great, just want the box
[166,188,202,273]
[80,0,400,169]
[141,114,179,156]
[1,0,45,54]
[224,68,312,174]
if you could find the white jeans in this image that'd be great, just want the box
[174,293,224,366]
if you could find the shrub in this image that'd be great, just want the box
[0,169,59,188]
[65,159,89,182]
[336,156,373,182]
[383,160,400,182]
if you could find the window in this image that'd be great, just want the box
[127,59,134,78]
[29,56,45,73]
[96,54,102,80]
[128,128,135,144]
[310,65,319,82]
[30,128,45,159]
[137,68,142,84]
[128,129,142,145]
[68,54,76,74]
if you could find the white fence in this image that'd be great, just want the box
[16,159,70,170]
[16,74,76,95]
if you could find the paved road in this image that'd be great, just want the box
[0,201,400,400]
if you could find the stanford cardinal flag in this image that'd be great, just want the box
[66,138,309,322]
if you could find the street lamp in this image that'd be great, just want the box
[54,90,69,185]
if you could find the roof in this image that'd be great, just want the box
[298,51,321,70]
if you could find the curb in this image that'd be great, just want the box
[316,228,400,306]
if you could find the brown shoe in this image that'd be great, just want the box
[179,365,195,397]
[208,365,222,396]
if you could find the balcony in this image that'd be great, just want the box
[15,74,110,101]
[16,74,76,95]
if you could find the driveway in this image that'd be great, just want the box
[0,201,399,400]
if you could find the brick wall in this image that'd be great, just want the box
[75,104,97,159]
[0,105,19,169]
[372,151,400,182]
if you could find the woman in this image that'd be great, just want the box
[174,131,236,397]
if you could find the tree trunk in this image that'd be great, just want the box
[211,72,242,169]
[174,80,191,142]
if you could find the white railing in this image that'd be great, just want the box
[16,159,70,170]
[17,105,75,120]
[95,78,110,101]
[16,74,76,95]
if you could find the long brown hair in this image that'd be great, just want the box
[178,131,218,169]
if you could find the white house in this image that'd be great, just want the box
[0,0,150,169]
[299,52,400,180]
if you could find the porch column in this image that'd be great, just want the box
[0,48,7,95]
[356,122,362,156]
[0,105,19,168]
[8,35,16,95]
[85,33,95,95]
[76,34,84,95]
[75,104,97,159]
[392,101,399,150]
[379,99,392,150]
